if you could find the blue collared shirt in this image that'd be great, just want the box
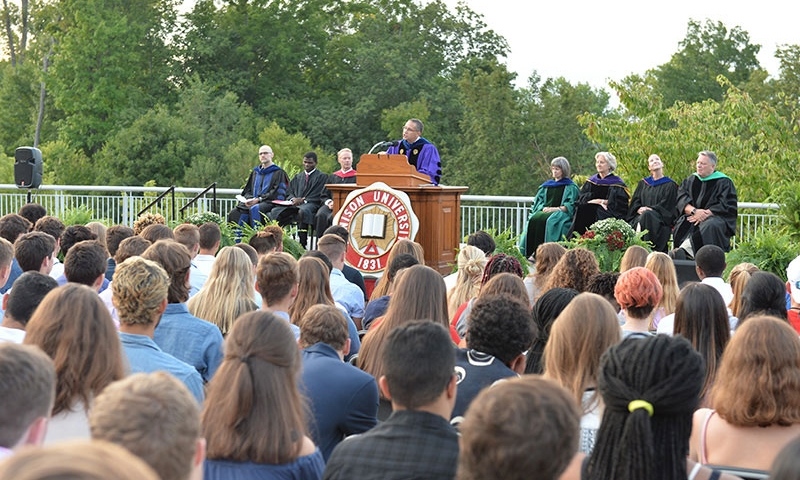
[154,303,224,383]
[330,268,365,319]
[119,331,205,404]
[271,310,302,340]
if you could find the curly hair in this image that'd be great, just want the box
[466,294,534,365]
[542,248,600,293]
[132,213,167,236]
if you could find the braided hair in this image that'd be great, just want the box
[584,335,704,480]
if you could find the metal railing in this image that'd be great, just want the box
[0,184,781,245]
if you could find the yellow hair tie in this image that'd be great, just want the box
[628,400,654,417]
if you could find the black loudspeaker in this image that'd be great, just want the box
[672,259,701,287]
[14,146,43,189]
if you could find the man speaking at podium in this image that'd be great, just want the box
[386,118,442,185]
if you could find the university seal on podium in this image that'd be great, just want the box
[333,182,419,275]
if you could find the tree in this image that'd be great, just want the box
[650,19,762,107]
[46,0,179,155]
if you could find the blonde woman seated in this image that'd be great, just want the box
[613,267,662,337]
[187,246,258,335]
[543,292,621,454]
[643,252,679,329]
[446,245,487,320]
[690,315,800,471]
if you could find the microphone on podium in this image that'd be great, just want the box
[368,140,400,154]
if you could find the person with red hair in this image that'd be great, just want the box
[614,267,662,337]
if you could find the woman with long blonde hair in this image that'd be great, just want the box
[446,245,487,319]
[188,246,258,335]
[728,262,759,318]
[543,292,621,454]
[644,251,679,329]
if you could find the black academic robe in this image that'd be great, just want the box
[673,174,738,253]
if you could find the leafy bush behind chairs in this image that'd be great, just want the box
[561,218,652,272]
[451,228,530,276]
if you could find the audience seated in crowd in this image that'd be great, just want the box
[0,272,58,344]
[526,287,579,374]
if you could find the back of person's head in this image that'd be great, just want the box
[0,213,32,244]
[543,248,600,293]
[0,237,11,270]
[298,304,349,350]
[457,377,580,480]
[106,225,135,257]
[114,236,151,264]
[465,294,534,367]
[481,253,523,286]
[0,343,55,449]
[18,203,47,227]
[141,240,192,304]
[384,264,448,328]
[585,271,621,312]
[322,224,349,242]
[90,373,201,480]
[132,212,166,236]
[289,256,335,324]
[381,321,455,410]
[771,435,800,480]
[673,283,730,400]
[533,242,567,285]
[64,240,108,286]
[202,311,306,464]
[256,252,298,306]
[386,239,425,265]
[728,262,759,318]
[14,231,55,272]
[694,244,726,277]
[86,222,107,249]
[543,292,621,408]
[526,287,580,374]
[614,267,662,320]
[249,225,283,254]
[112,256,169,326]
[737,271,788,325]
[139,224,174,243]
[33,216,66,246]
[447,247,483,315]
[172,223,200,253]
[198,222,221,251]
[0,439,160,480]
[317,233,346,263]
[233,243,259,266]
[5,272,59,326]
[387,253,420,282]
[24,284,124,416]
[301,249,332,272]
[711,315,800,427]
[619,245,649,272]
[585,335,704,480]
[466,230,495,257]
[59,225,96,257]
[644,251,679,315]
[479,272,530,307]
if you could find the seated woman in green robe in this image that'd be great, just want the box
[519,157,580,259]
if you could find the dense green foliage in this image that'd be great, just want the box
[0,0,799,206]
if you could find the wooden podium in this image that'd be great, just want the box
[326,154,467,275]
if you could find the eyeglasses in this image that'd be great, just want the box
[402,126,418,132]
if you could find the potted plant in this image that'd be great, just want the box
[562,218,651,272]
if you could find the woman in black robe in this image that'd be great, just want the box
[628,154,678,252]
[569,152,629,237]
